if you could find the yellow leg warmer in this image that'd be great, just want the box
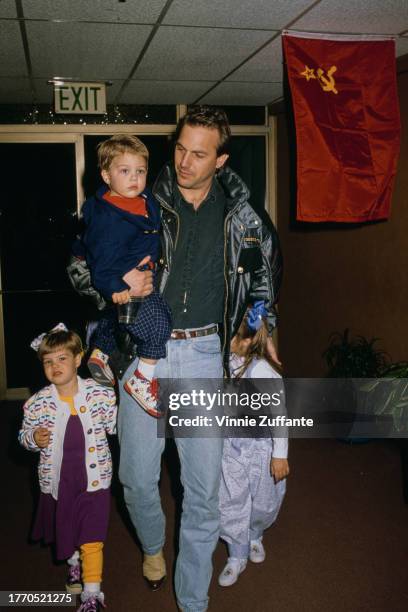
[80,542,103,584]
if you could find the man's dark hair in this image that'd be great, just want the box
[174,106,231,155]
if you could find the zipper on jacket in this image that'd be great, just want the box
[154,192,180,293]
[155,192,180,250]
[222,209,237,375]
[264,250,275,333]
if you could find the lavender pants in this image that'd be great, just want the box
[219,437,286,559]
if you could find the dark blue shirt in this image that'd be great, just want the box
[163,179,225,328]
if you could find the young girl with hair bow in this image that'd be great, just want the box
[19,324,117,612]
[218,302,290,587]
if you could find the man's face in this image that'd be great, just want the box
[101,152,147,199]
[174,124,228,193]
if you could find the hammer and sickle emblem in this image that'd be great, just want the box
[316,66,338,94]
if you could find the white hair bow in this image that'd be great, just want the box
[30,322,69,352]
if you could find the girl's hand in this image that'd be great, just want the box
[270,457,289,482]
[33,427,50,448]
[112,290,130,304]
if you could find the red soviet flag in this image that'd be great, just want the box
[282,31,401,222]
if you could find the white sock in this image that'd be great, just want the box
[81,589,104,604]
[137,360,156,381]
[67,550,80,566]
[83,582,100,594]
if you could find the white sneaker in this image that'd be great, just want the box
[218,558,247,587]
[249,539,266,563]
[87,349,115,387]
[124,370,164,418]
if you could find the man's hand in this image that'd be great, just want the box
[270,457,289,482]
[34,427,50,448]
[266,336,282,367]
[112,289,130,304]
[123,256,154,298]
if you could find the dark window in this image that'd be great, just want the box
[0,143,91,390]
[229,136,266,215]
[0,133,267,390]
[187,105,266,126]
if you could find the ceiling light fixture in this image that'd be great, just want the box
[47,77,113,86]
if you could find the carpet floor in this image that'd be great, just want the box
[1,401,407,611]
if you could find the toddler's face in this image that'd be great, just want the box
[102,152,147,199]
[42,348,81,388]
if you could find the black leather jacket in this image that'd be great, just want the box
[67,163,282,375]
[153,163,282,371]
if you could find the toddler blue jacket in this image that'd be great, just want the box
[81,185,160,300]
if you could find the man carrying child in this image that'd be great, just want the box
[117,107,282,612]
[71,106,282,612]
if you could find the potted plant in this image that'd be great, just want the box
[323,328,389,378]
[322,329,390,441]
[360,362,408,430]
[360,361,408,502]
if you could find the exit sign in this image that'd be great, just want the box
[54,82,106,114]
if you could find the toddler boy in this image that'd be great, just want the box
[80,134,172,418]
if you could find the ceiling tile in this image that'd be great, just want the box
[121,80,215,104]
[105,81,123,103]
[2,2,407,107]
[0,0,16,18]
[294,0,408,34]
[27,21,153,80]
[0,21,27,76]
[227,37,283,82]
[0,77,32,103]
[199,81,283,105]
[164,0,313,29]
[31,78,53,104]
[23,0,167,23]
[134,26,273,80]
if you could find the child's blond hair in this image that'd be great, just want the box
[97,134,149,171]
[37,330,83,361]
[233,313,279,379]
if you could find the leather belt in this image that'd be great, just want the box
[170,324,218,340]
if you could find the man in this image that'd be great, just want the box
[116,107,282,612]
[69,106,282,612]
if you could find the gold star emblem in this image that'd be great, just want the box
[300,65,316,81]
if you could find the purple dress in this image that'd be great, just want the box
[32,414,110,560]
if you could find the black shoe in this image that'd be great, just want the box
[143,575,166,591]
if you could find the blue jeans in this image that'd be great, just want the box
[117,328,223,612]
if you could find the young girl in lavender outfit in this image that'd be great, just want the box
[19,324,117,612]
[218,302,290,587]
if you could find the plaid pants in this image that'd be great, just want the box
[91,291,172,360]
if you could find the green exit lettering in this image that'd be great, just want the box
[55,83,106,114]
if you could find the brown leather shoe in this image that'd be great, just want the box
[144,575,166,591]
[143,550,166,591]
